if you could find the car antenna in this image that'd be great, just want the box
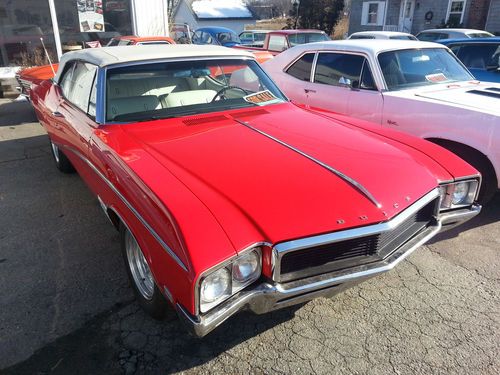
[40,37,56,76]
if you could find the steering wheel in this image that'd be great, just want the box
[211,86,251,102]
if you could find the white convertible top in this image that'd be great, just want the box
[54,44,253,82]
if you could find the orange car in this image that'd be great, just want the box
[107,35,176,46]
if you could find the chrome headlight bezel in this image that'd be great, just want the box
[197,246,262,314]
[439,179,479,211]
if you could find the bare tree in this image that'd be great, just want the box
[246,0,292,19]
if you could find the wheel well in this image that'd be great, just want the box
[106,208,121,231]
[426,138,497,180]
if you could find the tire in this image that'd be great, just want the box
[431,140,497,205]
[120,223,169,319]
[49,139,75,173]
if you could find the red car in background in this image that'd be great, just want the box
[233,29,331,56]
[107,35,176,46]
[24,45,480,336]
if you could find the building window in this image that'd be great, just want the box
[361,1,386,26]
[447,0,467,25]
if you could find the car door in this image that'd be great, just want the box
[280,52,315,105]
[305,52,362,115]
[346,58,384,124]
[52,61,98,160]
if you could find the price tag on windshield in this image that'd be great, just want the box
[243,90,280,106]
[425,73,448,83]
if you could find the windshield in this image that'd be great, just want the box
[467,32,494,38]
[106,59,287,122]
[378,48,473,90]
[288,32,330,46]
[217,32,240,44]
[254,33,267,42]
[389,35,418,40]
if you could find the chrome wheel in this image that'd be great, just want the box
[51,142,60,164]
[125,229,154,300]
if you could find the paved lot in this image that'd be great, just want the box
[1,98,499,374]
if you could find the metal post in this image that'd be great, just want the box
[130,0,138,35]
[47,0,62,59]
[293,0,301,29]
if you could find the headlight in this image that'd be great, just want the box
[232,250,261,287]
[199,248,262,313]
[200,267,231,305]
[439,180,479,210]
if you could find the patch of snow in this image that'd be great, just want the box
[192,0,253,19]
[0,66,21,79]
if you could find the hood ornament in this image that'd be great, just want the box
[233,118,382,208]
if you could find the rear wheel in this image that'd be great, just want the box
[49,139,75,173]
[120,224,169,319]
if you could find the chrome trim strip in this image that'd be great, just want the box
[232,118,382,208]
[59,144,188,272]
[272,188,440,282]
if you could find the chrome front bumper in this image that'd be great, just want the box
[176,204,480,337]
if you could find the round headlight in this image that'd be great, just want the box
[232,250,260,283]
[200,267,231,304]
[452,182,469,205]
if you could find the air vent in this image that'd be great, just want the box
[183,115,228,126]
[466,89,500,99]
[232,108,269,118]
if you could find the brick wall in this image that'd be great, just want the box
[467,0,491,29]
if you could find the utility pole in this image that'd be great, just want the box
[47,0,63,59]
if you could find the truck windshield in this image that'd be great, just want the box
[289,33,330,46]
[378,48,473,90]
[106,59,287,122]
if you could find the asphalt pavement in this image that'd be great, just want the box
[0,98,499,375]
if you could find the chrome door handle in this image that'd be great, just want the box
[304,89,316,94]
[52,111,65,118]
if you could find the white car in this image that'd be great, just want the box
[348,31,417,41]
[263,40,500,203]
[416,28,494,42]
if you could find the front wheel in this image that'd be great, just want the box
[49,139,75,173]
[120,224,169,319]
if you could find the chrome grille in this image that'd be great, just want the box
[277,197,438,283]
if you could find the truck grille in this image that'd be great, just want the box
[279,198,438,282]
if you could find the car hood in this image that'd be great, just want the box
[120,104,449,249]
[387,81,500,115]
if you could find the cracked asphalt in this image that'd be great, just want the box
[1,98,499,374]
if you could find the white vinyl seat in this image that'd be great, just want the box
[107,77,191,99]
[160,90,217,108]
[107,95,161,119]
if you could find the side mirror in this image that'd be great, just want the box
[338,76,352,87]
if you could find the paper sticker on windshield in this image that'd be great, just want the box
[425,73,448,83]
[243,90,280,106]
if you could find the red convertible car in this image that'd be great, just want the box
[26,45,480,336]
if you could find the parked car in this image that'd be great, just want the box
[233,29,330,55]
[416,28,493,42]
[107,35,175,46]
[348,31,417,40]
[192,26,241,47]
[23,45,480,337]
[263,40,500,203]
[440,37,500,83]
[239,30,270,47]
